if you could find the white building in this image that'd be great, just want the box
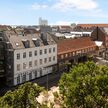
[39,17,48,26]
[3,28,57,86]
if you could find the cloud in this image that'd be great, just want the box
[53,0,98,12]
[32,3,48,10]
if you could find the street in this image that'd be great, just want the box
[0,71,64,96]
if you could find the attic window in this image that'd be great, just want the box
[32,38,40,47]
[22,39,30,48]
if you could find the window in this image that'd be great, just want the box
[40,50,42,55]
[29,61,32,67]
[23,63,26,69]
[49,48,51,53]
[82,50,84,53]
[29,51,32,57]
[34,70,37,78]
[29,72,32,80]
[65,54,68,58]
[53,56,55,61]
[73,52,75,56]
[90,47,93,51]
[40,69,42,76]
[69,53,71,57]
[44,58,47,63]
[17,64,20,71]
[22,40,30,48]
[44,49,47,54]
[76,51,79,55]
[17,53,20,60]
[40,59,42,65]
[85,49,87,53]
[22,74,26,82]
[17,75,20,84]
[49,57,51,62]
[34,50,37,56]
[61,55,64,59]
[34,60,37,66]
[53,47,55,52]
[23,52,26,58]
[76,50,81,55]
[33,39,40,47]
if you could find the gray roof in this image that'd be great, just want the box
[4,28,56,50]
[100,27,108,35]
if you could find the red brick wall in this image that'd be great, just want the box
[91,27,105,42]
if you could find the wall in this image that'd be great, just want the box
[13,44,57,85]
[91,27,105,43]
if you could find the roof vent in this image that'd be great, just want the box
[32,38,37,41]
[15,42,19,47]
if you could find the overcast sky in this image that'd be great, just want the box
[0,0,108,25]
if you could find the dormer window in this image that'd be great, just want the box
[22,39,30,48]
[32,38,40,47]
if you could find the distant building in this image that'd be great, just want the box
[0,25,12,31]
[77,24,108,28]
[39,25,52,33]
[91,27,108,59]
[58,25,72,33]
[39,17,48,26]
[75,24,108,32]
[51,26,59,33]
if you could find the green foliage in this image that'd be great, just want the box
[87,55,93,61]
[59,61,108,108]
[0,82,44,108]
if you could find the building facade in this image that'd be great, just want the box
[39,17,48,26]
[1,28,57,86]
[91,27,108,59]
[57,37,96,72]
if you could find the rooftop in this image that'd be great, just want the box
[57,37,96,54]
[77,24,108,28]
[3,28,56,50]
[100,27,108,35]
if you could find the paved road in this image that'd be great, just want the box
[0,71,64,96]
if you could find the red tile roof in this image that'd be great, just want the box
[57,37,96,54]
[60,25,71,28]
[77,24,108,28]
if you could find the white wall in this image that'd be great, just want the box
[14,44,57,85]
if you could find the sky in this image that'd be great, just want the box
[0,0,108,25]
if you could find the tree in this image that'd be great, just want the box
[59,61,108,108]
[0,82,44,108]
[0,90,14,108]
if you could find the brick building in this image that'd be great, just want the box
[75,24,108,32]
[57,37,96,72]
[58,25,72,33]
[91,27,108,59]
